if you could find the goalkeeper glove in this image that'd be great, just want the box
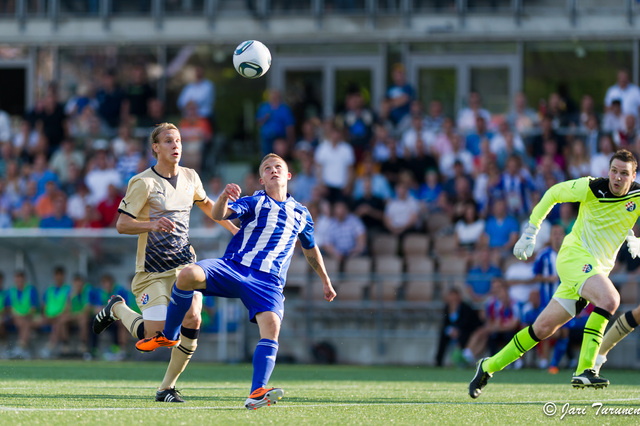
[627,230,640,259]
[513,223,538,261]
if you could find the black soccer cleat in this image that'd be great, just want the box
[92,295,124,335]
[469,357,493,399]
[156,387,185,403]
[571,369,609,389]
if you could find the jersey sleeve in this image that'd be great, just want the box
[118,177,149,218]
[297,209,316,250]
[226,196,252,221]
[192,171,207,203]
[529,177,590,229]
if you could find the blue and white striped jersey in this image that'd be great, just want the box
[533,245,560,307]
[224,190,315,283]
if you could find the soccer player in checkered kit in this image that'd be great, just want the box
[93,122,238,403]
[470,149,640,397]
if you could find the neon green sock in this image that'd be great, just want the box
[483,327,539,374]
[576,309,610,374]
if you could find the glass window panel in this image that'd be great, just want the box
[470,66,509,115]
[334,69,372,112]
[418,67,456,119]
[523,41,633,116]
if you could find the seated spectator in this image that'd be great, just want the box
[321,199,367,265]
[96,183,122,228]
[527,114,566,160]
[416,169,443,214]
[536,138,566,172]
[457,91,491,134]
[406,138,438,187]
[383,182,421,237]
[424,99,445,134]
[462,278,521,364]
[116,139,143,184]
[481,198,520,258]
[352,176,387,235]
[555,202,577,234]
[465,115,493,157]
[396,99,424,140]
[566,138,591,179]
[370,124,393,163]
[504,253,536,309]
[6,270,39,359]
[439,133,474,179]
[490,119,526,167]
[67,182,91,225]
[380,137,408,189]
[466,246,502,304]
[506,92,538,135]
[501,154,535,221]
[431,116,456,159]
[35,180,60,219]
[49,139,84,186]
[294,118,320,156]
[307,200,332,250]
[533,155,566,194]
[581,113,603,157]
[602,99,625,135]
[352,153,393,201]
[289,152,318,205]
[40,266,72,359]
[454,200,485,254]
[590,134,616,178]
[12,200,39,228]
[400,113,435,158]
[340,89,375,161]
[85,145,122,206]
[30,153,60,198]
[40,193,74,228]
[435,287,480,367]
[179,100,212,171]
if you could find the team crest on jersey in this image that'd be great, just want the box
[140,293,149,305]
[626,201,636,212]
[582,264,593,273]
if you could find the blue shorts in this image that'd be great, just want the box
[196,258,284,323]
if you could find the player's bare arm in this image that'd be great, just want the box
[302,245,337,302]
[116,212,175,234]
[212,183,242,221]
[195,197,240,235]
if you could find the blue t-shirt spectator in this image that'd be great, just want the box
[467,264,502,298]
[40,215,74,228]
[484,214,520,248]
[256,91,295,156]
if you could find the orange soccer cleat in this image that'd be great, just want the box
[135,331,179,352]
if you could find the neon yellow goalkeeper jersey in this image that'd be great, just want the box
[529,177,640,274]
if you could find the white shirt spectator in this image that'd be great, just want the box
[85,167,122,205]
[590,152,613,178]
[457,108,491,134]
[400,127,435,157]
[504,261,535,305]
[490,132,525,156]
[314,139,355,189]
[604,84,640,118]
[384,195,420,229]
[177,78,215,118]
[455,219,485,247]
[439,149,474,179]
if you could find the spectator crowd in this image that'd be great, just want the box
[1,63,640,365]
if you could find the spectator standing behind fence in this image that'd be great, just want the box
[6,270,38,359]
[436,288,480,367]
[604,69,640,120]
[386,64,415,126]
[177,65,215,124]
[256,89,295,156]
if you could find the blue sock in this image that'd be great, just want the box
[251,339,279,393]
[551,337,569,368]
[163,285,194,341]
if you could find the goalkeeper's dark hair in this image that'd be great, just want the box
[610,148,638,172]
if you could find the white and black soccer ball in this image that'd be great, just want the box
[233,40,271,79]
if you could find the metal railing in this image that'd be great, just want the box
[1,0,636,31]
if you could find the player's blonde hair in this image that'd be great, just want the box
[259,153,287,177]
[149,122,179,159]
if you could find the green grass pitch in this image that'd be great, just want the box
[1,360,639,425]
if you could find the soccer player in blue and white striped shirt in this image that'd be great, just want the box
[137,153,337,409]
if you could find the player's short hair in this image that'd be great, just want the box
[258,153,287,177]
[610,149,638,172]
[149,122,179,159]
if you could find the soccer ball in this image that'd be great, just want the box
[233,40,272,79]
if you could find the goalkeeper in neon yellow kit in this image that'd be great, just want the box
[469,149,640,398]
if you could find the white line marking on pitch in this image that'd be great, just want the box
[1,398,639,412]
